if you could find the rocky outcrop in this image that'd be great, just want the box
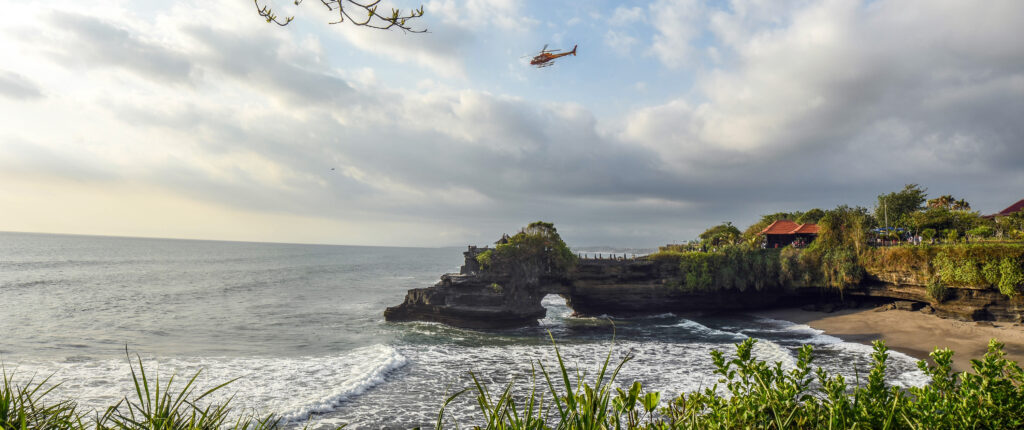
[384,247,1024,328]
[850,278,1024,323]
[384,246,566,328]
[383,272,549,328]
[384,249,809,328]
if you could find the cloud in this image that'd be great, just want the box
[621,0,1024,222]
[1,0,1023,246]
[327,0,539,78]
[0,71,42,99]
[648,0,706,68]
[182,25,356,106]
[610,6,646,26]
[335,23,470,78]
[604,30,637,55]
[426,0,537,31]
[44,11,195,84]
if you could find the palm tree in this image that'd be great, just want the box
[927,195,955,209]
[952,199,971,211]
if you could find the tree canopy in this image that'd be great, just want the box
[476,221,577,279]
[927,195,971,211]
[875,184,927,228]
[700,222,741,247]
[796,208,826,225]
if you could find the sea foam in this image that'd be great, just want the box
[5,344,407,425]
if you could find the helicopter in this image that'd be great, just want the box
[529,44,577,68]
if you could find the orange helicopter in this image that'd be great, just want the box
[529,44,577,68]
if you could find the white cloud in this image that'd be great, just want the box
[603,30,638,56]
[426,0,536,31]
[334,22,470,78]
[1,0,1023,246]
[610,6,645,26]
[648,0,705,68]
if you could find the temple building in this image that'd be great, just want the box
[759,220,820,248]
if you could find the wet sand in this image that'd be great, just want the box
[755,307,1024,373]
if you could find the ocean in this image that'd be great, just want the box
[0,231,929,428]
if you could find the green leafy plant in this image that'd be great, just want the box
[443,336,1024,429]
[920,228,937,244]
[944,229,959,243]
[998,258,1024,297]
[1,369,84,430]
[927,277,951,303]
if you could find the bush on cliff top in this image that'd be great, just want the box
[648,247,787,293]
[476,221,577,280]
[862,244,1024,297]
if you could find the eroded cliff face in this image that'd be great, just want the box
[383,246,567,328]
[384,249,806,328]
[384,248,1024,328]
[565,259,803,315]
[855,274,1024,322]
[382,272,550,328]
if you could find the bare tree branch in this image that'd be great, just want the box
[254,0,426,32]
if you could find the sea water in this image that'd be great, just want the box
[0,232,929,428]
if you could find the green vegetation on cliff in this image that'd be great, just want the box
[650,247,786,293]
[653,184,1024,298]
[862,244,1024,297]
[476,221,577,281]
[651,206,875,293]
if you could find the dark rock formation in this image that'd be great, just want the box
[384,247,1024,328]
[385,248,809,328]
[565,258,804,316]
[849,279,1024,322]
[384,246,563,328]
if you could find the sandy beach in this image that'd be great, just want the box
[756,307,1024,373]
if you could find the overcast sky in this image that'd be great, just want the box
[0,0,1022,248]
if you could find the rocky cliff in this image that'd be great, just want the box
[384,246,1024,328]
[383,246,565,328]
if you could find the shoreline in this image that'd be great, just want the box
[754,307,1024,373]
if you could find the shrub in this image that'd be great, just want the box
[928,246,1024,293]
[982,260,1001,286]
[927,278,951,303]
[670,247,785,293]
[921,228,937,243]
[998,258,1024,297]
[968,226,994,239]
[778,247,803,286]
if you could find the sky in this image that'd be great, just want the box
[0,0,1022,248]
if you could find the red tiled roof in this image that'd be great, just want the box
[760,220,820,235]
[991,199,1024,217]
[791,223,820,234]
